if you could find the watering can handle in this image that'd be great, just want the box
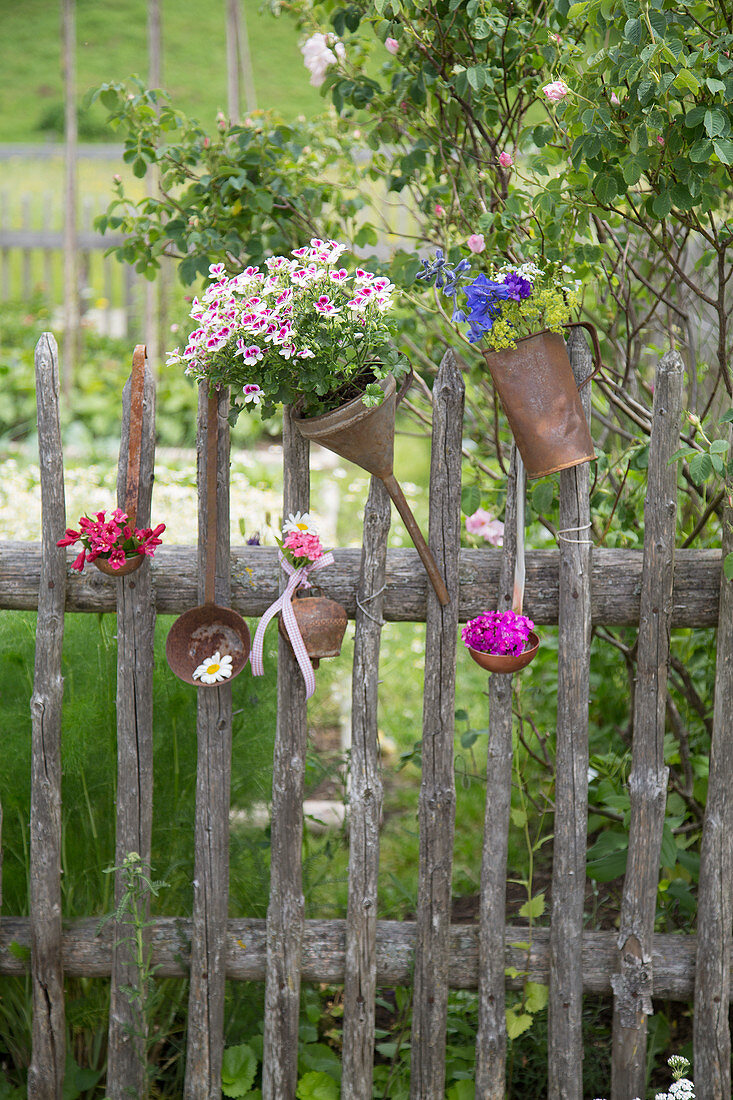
[395,367,413,407]
[124,344,146,529]
[563,322,603,390]
[205,390,219,606]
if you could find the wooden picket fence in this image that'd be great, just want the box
[1,329,732,1100]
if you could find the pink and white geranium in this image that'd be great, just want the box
[168,240,407,420]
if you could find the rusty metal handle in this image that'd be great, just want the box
[205,390,219,606]
[511,455,526,616]
[124,344,146,529]
[395,367,413,408]
[563,321,603,390]
[382,472,450,606]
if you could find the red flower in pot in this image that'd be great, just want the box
[57,509,165,575]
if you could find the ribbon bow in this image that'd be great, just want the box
[250,549,335,699]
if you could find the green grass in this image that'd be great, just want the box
[0,0,323,144]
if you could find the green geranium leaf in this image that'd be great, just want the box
[296,1072,339,1100]
[222,1044,258,1098]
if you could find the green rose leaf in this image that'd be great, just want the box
[689,451,713,484]
[673,69,701,95]
[505,1008,534,1040]
[461,484,482,516]
[624,18,643,45]
[713,138,733,164]
[524,981,549,1014]
[704,107,728,138]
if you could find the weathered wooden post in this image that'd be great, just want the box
[611,349,684,1099]
[342,475,391,1098]
[262,408,310,1100]
[107,348,157,1097]
[475,446,519,1098]
[29,333,67,1099]
[694,434,733,1100]
[410,349,464,1099]
[549,327,594,1100]
[183,384,234,1099]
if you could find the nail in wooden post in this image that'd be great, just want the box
[611,349,684,1100]
[548,327,594,1100]
[29,333,67,1100]
[262,407,310,1100]
[475,446,519,1097]
[410,349,464,1099]
[184,385,233,1099]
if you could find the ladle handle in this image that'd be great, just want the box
[124,344,146,529]
[382,473,450,607]
[512,454,526,616]
[205,389,219,606]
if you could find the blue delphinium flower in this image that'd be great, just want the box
[462,274,514,343]
[417,250,472,297]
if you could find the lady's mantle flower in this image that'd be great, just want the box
[282,511,315,535]
[465,508,504,546]
[385,37,399,54]
[467,234,485,254]
[192,651,233,684]
[498,151,514,168]
[301,32,345,87]
[542,80,569,102]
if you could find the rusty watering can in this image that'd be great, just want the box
[165,390,251,686]
[293,371,450,607]
[483,323,600,479]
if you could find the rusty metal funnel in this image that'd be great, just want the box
[293,372,450,607]
[166,391,251,686]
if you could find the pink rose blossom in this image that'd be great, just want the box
[385,37,399,54]
[465,508,504,546]
[467,233,485,254]
[498,151,513,168]
[610,92,620,105]
[434,203,445,216]
[657,135,665,145]
[542,80,569,102]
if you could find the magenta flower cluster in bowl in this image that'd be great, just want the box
[57,509,165,572]
[462,610,535,656]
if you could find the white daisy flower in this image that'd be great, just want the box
[192,651,233,684]
[282,511,316,535]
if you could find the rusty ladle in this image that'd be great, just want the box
[93,344,147,577]
[165,390,251,686]
[467,454,540,674]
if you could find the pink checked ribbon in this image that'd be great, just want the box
[250,550,335,700]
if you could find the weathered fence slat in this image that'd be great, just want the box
[410,349,464,1099]
[107,349,157,1097]
[184,386,233,1100]
[475,446,519,1098]
[548,328,594,1100]
[4,544,725,627]
[342,475,391,1099]
[262,408,310,1100]
[611,349,684,1100]
[694,453,733,1100]
[28,332,67,1099]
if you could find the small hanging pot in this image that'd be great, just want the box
[483,323,600,479]
[466,454,539,675]
[292,370,450,607]
[92,344,147,577]
[278,591,348,669]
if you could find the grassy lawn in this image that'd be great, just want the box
[0,0,323,144]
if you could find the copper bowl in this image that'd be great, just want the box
[278,594,348,669]
[165,603,251,686]
[92,553,145,577]
[467,631,540,674]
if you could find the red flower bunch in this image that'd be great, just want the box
[282,529,324,565]
[57,508,165,572]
